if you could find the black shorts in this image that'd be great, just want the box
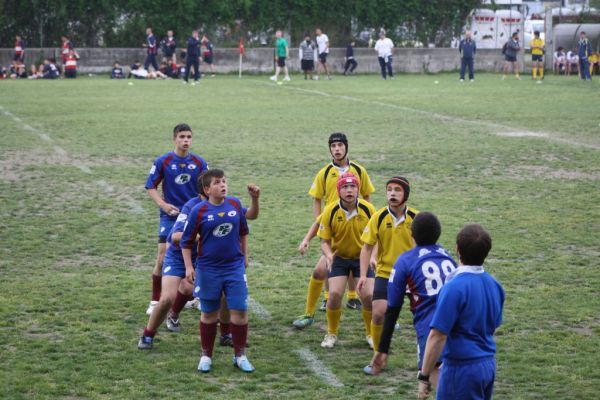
[277,57,286,67]
[65,69,77,78]
[532,54,543,62]
[319,52,328,63]
[13,54,24,62]
[203,55,213,64]
[504,55,517,62]
[301,59,314,71]
[373,276,389,301]
[329,257,375,278]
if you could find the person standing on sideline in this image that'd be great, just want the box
[343,40,357,76]
[299,33,316,80]
[374,31,394,80]
[270,30,290,82]
[530,31,545,82]
[64,48,80,79]
[14,35,25,63]
[184,30,201,85]
[459,31,476,82]
[315,28,331,80]
[201,35,216,77]
[502,32,521,80]
[60,35,73,65]
[161,30,177,64]
[578,31,593,81]
[418,224,504,400]
[143,27,159,72]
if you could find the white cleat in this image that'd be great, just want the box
[283,76,291,81]
[269,75,277,81]
[198,355,212,373]
[321,334,337,348]
[146,300,158,316]
[185,298,200,309]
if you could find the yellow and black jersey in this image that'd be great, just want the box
[318,199,376,259]
[308,160,375,205]
[361,206,419,279]
[531,38,545,55]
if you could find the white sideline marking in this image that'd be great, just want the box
[247,297,272,321]
[0,105,145,214]
[293,348,344,387]
[249,79,600,151]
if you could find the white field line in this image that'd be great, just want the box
[293,348,344,388]
[1,105,145,214]
[247,296,272,321]
[249,79,600,151]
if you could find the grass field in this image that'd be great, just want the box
[1,72,599,399]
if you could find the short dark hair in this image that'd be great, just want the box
[173,123,192,138]
[456,224,492,266]
[199,169,225,190]
[411,212,441,246]
[512,32,519,38]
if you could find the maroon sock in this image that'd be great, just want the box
[171,291,193,316]
[143,328,156,338]
[200,321,218,357]
[219,321,230,336]
[151,274,162,302]
[231,323,248,357]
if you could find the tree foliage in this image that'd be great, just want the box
[0,0,482,48]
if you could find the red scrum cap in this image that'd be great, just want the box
[337,172,360,194]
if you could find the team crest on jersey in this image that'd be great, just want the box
[386,222,392,228]
[175,173,191,184]
[188,164,196,170]
[228,210,237,217]
[218,212,225,217]
[419,248,432,257]
[213,223,233,237]
[171,164,177,170]
[179,163,186,168]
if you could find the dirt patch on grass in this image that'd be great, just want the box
[501,165,600,181]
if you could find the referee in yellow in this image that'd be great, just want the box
[318,172,376,349]
[357,176,418,374]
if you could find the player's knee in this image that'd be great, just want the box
[313,268,327,280]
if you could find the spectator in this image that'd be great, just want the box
[374,31,394,80]
[588,51,599,76]
[64,48,80,78]
[530,30,544,82]
[129,61,148,79]
[166,59,179,78]
[10,62,27,79]
[30,58,60,80]
[161,30,177,63]
[201,35,216,77]
[315,28,331,80]
[554,47,566,75]
[61,35,73,64]
[14,35,25,63]
[111,62,124,79]
[566,48,579,76]
[143,27,159,72]
[578,31,593,81]
[299,32,316,80]
[270,30,290,82]
[343,40,357,76]
[0,65,7,79]
[501,32,521,80]
[459,31,476,82]
[183,30,201,85]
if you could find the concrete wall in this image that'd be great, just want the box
[0,47,521,74]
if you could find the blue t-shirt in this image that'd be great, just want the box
[144,151,208,218]
[388,244,457,338]
[181,196,249,269]
[430,267,505,362]
[166,196,247,262]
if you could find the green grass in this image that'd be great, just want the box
[1,73,599,399]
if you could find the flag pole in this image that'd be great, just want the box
[238,37,244,78]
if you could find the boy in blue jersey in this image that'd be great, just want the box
[144,124,208,316]
[138,178,260,348]
[181,169,255,373]
[367,212,457,381]
[418,224,504,400]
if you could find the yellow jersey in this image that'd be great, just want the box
[317,199,376,259]
[309,160,375,206]
[531,38,544,56]
[361,206,418,279]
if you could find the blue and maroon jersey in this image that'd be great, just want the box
[147,34,157,54]
[14,39,25,56]
[203,41,214,57]
[388,244,458,338]
[181,196,249,270]
[144,151,208,217]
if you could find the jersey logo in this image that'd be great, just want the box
[171,164,177,170]
[386,222,392,228]
[213,223,233,237]
[418,248,432,257]
[174,173,191,184]
[389,268,396,282]
[179,163,186,168]
[176,213,188,222]
[188,164,197,170]
[218,212,225,217]
[149,165,156,174]
[228,210,237,217]
[208,214,214,221]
